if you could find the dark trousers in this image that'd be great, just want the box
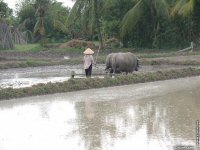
[85,64,92,77]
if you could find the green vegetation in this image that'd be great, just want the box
[67,0,103,49]
[1,0,200,50]
[0,59,57,69]
[15,44,42,52]
[0,45,200,69]
[1,67,200,100]
[1,1,200,101]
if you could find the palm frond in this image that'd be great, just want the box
[23,30,33,42]
[47,3,68,33]
[53,20,67,32]
[171,0,195,17]
[180,0,195,16]
[120,0,144,38]
[34,19,45,35]
[82,4,95,34]
[154,0,169,18]
[66,0,84,27]
[171,0,185,16]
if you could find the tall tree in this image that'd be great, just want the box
[120,0,169,47]
[172,0,200,44]
[33,0,50,46]
[0,0,13,18]
[102,0,132,40]
[46,2,70,41]
[16,0,69,44]
[67,0,104,50]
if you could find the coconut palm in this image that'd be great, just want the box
[67,0,104,50]
[171,0,196,17]
[33,0,50,46]
[17,0,69,44]
[48,2,69,33]
[172,0,200,43]
[120,0,169,46]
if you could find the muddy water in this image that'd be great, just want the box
[0,65,81,88]
[0,64,197,89]
[0,76,200,150]
[0,64,108,89]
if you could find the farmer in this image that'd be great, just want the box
[83,48,95,77]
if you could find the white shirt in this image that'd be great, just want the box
[83,55,94,69]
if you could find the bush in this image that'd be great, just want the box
[59,39,96,49]
[105,38,120,48]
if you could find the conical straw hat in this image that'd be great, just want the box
[83,48,94,55]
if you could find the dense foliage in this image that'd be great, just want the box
[15,0,70,44]
[0,0,12,18]
[1,0,200,49]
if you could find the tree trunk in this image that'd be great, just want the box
[97,20,103,50]
[149,0,158,48]
[94,0,103,50]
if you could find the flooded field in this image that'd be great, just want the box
[0,76,199,150]
[0,64,197,89]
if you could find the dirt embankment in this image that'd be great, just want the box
[0,50,84,69]
[143,55,200,62]
[1,50,200,99]
[0,51,74,60]
[1,67,200,100]
[1,50,200,69]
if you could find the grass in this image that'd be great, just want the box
[48,47,85,54]
[0,43,200,69]
[137,51,200,58]
[141,59,200,66]
[15,44,42,52]
[12,43,200,55]
[0,59,61,69]
[1,55,200,69]
[1,67,200,100]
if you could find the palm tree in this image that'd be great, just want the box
[171,0,196,17]
[48,2,68,33]
[120,0,169,47]
[67,0,104,50]
[17,0,69,44]
[33,0,50,46]
[172,0,200,43]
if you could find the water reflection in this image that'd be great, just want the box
[0,77,199,150]
[74,89,199,150]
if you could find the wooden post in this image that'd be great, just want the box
[71,71,75,78]
[191,41,194,52]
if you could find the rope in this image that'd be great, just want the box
[94,48,100,68]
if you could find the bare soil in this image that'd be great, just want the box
[143,55,200,62]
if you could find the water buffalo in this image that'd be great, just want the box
[105,53,115,73]
[105,52,139,74]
